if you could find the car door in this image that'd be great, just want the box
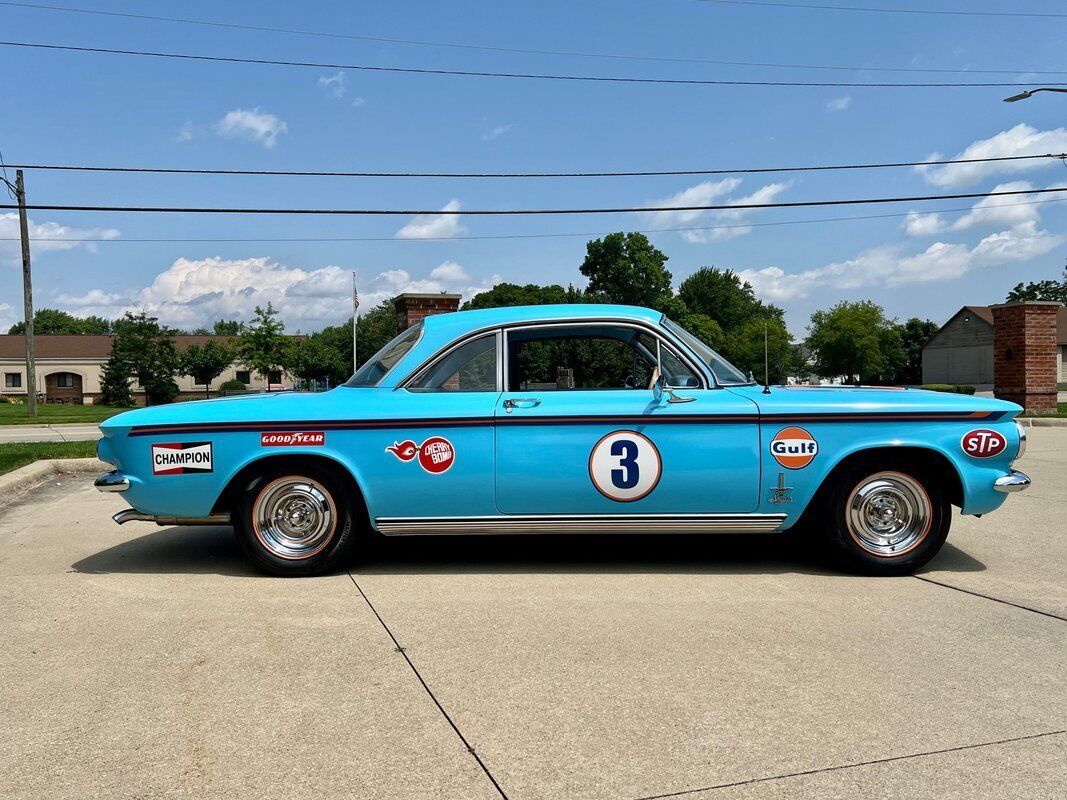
[494,322,761,515]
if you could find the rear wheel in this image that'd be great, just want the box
[821,463,950,575]
[235,462,358,576]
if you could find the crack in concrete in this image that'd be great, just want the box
[346,572,510,800]
[632,730,1066,799]
[913,575,1066,622]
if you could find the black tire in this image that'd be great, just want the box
[234,461,360,576]
[819,459,951,576]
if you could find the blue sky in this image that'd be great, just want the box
[1,0,1065,336]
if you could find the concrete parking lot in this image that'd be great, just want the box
[2,432,1064,799]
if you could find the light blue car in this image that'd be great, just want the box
[95,304,1029,576]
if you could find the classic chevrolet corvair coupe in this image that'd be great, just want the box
[95,304,1029,576]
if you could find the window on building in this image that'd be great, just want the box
[56,373,75,388]
[235,370,250,385]
[267,370,282,385]
[4,372,21,388]
[409,334,498,392]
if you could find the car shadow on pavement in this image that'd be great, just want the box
[70,526,986,578]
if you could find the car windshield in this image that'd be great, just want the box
[662,317,752,386]
[343,324,423,387]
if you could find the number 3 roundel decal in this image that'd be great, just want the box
[588,430,662,502]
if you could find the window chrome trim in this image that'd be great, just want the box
[501,319,710,391]
[397,316,711,390]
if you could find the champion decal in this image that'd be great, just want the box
[151,441,213,475]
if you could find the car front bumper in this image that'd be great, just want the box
[94,471,129,493]
[993,469,1030,493]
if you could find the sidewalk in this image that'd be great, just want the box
[0,423,101,444]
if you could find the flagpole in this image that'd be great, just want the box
[358,269,362,375]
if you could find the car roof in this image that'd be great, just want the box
[422,303,664,340]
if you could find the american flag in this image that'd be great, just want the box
[353,271,359,310]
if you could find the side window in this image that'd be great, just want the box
[507,326,671,391]
[409,334,498,392]
[637,333,699,388]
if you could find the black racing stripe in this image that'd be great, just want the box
[127,409,1005,437]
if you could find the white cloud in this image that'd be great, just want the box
[177,121,195,142]
[738,223,1062,302]
[215,108,288,148]
[482,123,513,141]
[916,124,1067,187]
[903,182,1050,237]
[351,97,367,108]
[684,182,792,242]
[826,96,852,111]
[395,199,466,239]
[0,302,13,332]
[646,179,742,227]
[52,257,498,332]
[902,211,947,237]
[318,71,346,98]
[644,179,791,242]
[0,213,120,264]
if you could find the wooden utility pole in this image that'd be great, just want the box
[15,170,37,418]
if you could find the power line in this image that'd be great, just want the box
[692,0,1067,19]
[2,40,1064,89]
[1,1,1062,75]
[3,153,1063,179]
[4,185,1066,216]
[2,198,1063,244]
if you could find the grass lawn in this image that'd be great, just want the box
[0,441,99,476]
[0,403,127,425]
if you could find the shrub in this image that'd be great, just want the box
[920,384,976,395]
[220,378,247,391]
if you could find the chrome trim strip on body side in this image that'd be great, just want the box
[374,513,787,536]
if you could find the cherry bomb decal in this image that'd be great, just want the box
[386,436,456,474]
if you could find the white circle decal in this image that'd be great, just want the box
[588,430,662,502]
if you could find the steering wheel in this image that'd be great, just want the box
[623,374,637,389]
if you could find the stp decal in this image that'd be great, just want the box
[152,441,213,475]
[962,428,1007,458]
[261,431,325,447]
[386,437,456,474]
[588,430,661,502]
[770,427,818,469]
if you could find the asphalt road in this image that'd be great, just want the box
[1,432,1064,799]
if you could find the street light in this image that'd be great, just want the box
[1003,87,1067,103]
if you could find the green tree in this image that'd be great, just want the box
[213,319,244,336]
[889,317,939,385]
[282,336,346,386]
[462,282,583,310]
[8,308,112,335]
[238,303,287,390]
[1006,264,1067,303]
[179,339,235,399]
[315,299,399,378]
[677,267,784,331]
[580,232,673,309]
[111,310,179,405]
[806,301,903,384]
[98,350,134,407]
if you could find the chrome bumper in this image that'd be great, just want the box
[994,469,1031,494]
[113,509,231,526]
[95,471,129,493]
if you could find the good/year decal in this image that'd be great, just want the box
[588,430,661,502]
[962,428,1007,458]
[387,437,455,474]
[261,431,325,447]
[151,441,213,475]
[770,427,818,469]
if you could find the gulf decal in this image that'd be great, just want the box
[261,431,325,447]
[386,436,456,474]
[961,428,1007,458]
[770,427,818,469]
[151,441,213,475]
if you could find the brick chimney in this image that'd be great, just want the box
[991,301,1061,415]
[394,292,462,332]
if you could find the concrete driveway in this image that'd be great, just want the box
[1,433,1064,799]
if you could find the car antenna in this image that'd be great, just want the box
[762,321,772,394]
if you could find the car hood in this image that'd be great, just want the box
[728,384,1022,418]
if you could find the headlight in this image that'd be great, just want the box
[1014,420,1027,460]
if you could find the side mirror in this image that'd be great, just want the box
[654,374,696,404]
[653,373,664,402]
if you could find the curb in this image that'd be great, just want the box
[0,457,106,513]
[1019,417,1067,428]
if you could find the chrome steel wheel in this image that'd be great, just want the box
[845,471,932,557]
[252,476,337,561]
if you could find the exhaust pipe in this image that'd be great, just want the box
[113,509,232,526]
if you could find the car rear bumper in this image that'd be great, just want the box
[993,469,1030,493]
[94,471,129,493]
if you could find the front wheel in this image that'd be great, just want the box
[234,463,357,576]
[821,465,951,576]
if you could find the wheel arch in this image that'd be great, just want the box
[210,453,370,522]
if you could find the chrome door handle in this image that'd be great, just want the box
[503,398,541,412]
